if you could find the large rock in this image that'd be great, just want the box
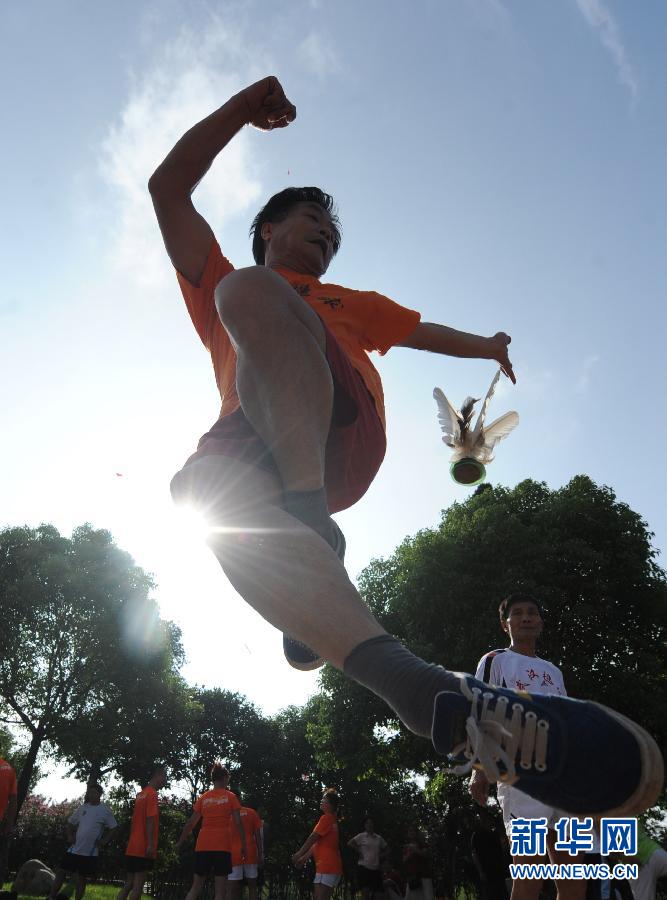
[12,858,56,895]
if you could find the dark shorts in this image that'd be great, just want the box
[357,866,384,891]
[125,855,155,873]
[173,320,387,515]
[194,850,233,877]
[59,852,98,876]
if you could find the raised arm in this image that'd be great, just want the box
[399,322,516,384]
[148,76,296,285]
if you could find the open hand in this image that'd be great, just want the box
[239,76,296,131]
[488,332,515,384]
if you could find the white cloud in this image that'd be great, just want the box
[100,17,264,291]
[297,32,341,80]
[573,0,639,99]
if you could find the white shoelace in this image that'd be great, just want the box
[448,682,549,781]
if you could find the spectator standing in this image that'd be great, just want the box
[348,817,388,900]
[116,766,167,900]
[47,783,117,900]
[402,826,433,900]
[0,757,17,888]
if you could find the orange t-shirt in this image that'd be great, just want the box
[312,813,342,875]
[0,759,17,820]
[230,806,262,866]
[125,786,159,858]
[176,242,421,432]
[194,788,241,852]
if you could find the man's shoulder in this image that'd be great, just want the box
[480,648,508,660]
[477,648,508,667]
[533,653,561,671]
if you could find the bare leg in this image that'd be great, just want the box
[214,875,228,900]
[116,873,133,900]
[48,869,67,899]
[509,853,544,899]
[546,832,586,900]
[173,270,461,731]
[247,878,258,900]
[174,456,384,667]
[215,266,332,492]
[314,884,335,900]
[74,873,87,900]
[185,874,207,900]
[129,871,148,900]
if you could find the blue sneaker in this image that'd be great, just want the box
[432,675,664,816]
[283,520,346,671]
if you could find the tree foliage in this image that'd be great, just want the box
[0,523,186,809]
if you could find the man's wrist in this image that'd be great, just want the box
[480,336,496,360]
[228,91,252,126]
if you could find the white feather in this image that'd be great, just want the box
[474,411,520,463]
[469,369,501,446]
[434,369,519,469]
[433,387,462,448]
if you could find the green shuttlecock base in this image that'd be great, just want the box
[450,457,486,486]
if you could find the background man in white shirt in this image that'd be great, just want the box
[48,782,118,900]
[348,816,389,900]
[469,594,584,900]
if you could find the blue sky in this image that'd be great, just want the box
[2,0,666,795]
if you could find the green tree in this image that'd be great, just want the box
[359,476,666,752]
[307,475,667,873]
[176,687,270,801]
[0,523,185,811]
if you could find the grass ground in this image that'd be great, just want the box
[3,883,150,899]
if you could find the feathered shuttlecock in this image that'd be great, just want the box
[433,369,519,485]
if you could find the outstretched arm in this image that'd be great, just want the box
[148,76,296,285]
[399,322,516,384]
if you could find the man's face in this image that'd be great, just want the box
[85,786,101,805]
[262,202,336,276]
[502,601,543,641]
[154,768,168,789]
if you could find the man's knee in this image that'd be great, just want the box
[214,266,294,331]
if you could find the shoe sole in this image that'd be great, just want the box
[283,521,346,672]
[589,700,664,816]
[283,638,326,672]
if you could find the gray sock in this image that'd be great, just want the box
[343,635,462,738]
[283,487,335,547]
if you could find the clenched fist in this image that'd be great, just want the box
[238,76,296,131]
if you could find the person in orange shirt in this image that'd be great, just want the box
[116,766,167,900]
[292,788,342,900]
[228,798,263,900]
[148,76,663,818]
[176,763,246,900]
[0,757,18,887]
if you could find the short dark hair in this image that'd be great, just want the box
[249,187,342,264]
[322,787,339,812]
[87,782,103,796]
[211,762,230,783]
[498,592,543,621]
